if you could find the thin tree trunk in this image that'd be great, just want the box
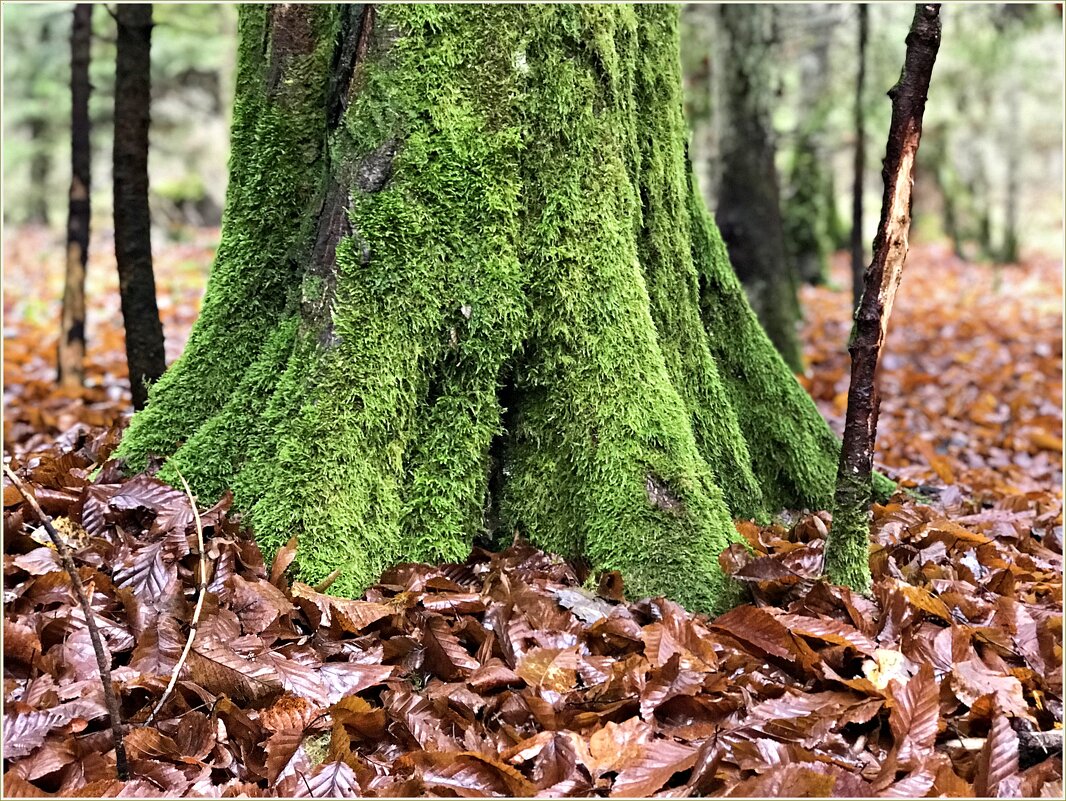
[850,4,868,312]
[27,118,52,226]
[59,4,93,390]
[713,4,804,373]
[1000,86,1021,263]
[114,3,165,410]
[826,3,941,592]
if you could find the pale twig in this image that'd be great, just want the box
[3,462,130,780]
[145,465,209,725]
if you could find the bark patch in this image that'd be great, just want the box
[645,474,684,515]
[354,140,399,193]
[267,5,316,98]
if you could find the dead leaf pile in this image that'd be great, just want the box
[3,226,213,456]
[2,453,1061,796]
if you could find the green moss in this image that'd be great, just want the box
[117,4,885,616]
[826,478,874,594]
[115,5,340,473]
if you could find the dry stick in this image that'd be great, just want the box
[825,4,942,593]
[3,463,130,781]
[145,466,208,725]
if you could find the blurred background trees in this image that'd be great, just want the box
[2,2,236,232]
[682,2,1063,300]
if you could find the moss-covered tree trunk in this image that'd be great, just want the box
[115,4,850,615]
[710,4,804,373]
[783,14,843,287]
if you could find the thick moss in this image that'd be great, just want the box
[115,6,338,475]
[117,4,881,615]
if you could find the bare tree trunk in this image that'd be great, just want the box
[826,4,941,592]
[114,3,165,410]
[58,4,93,390]
[850,4,868,312]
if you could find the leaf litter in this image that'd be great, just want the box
[2,241,1062,796]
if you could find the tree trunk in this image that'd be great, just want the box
[850,4,868,312]
[783,10,839,286]
[59,3,93,391]
[113,3,165,410]
[115,4,858,614]
[711,5,804,373]
[1000,85,1021,264]
[27,118,53,226]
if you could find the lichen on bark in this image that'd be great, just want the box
[116,3,878,615]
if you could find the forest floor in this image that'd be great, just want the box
[2,229,1062,798]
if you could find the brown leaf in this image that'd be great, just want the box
[2,711,71,759]
[113,539,178,600]
[269,536,298,588]
[516,647,580,693]
[408,751,537,798]
[611,737,697,797]
[974,712,1020,797]
[265,728,305,785]
[710,605,810,663]
[292,760,359,798]
[2,769,50,797]
[187,636,283,705]
[951,658,1031,718]
[422,592,487,614]
[422,615,480,680]
[11,548,62,577]
[123,728,181,761]
[229,575,294,635]
[774,611,880,656]
[291,582,392,632]
[108,474,192,534]
[888,662,940,770]
[724,762,838,797]
[468,660,523,694]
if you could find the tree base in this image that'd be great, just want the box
[115,4,877,616]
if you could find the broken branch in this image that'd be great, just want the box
[3,461,130,780]
[825,4,942,592]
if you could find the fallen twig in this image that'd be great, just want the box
[3,461,130,781]
[313,567,343,593]
[146,465,209,725]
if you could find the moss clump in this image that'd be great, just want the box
[826,490,874,594]
[117,4,888,615]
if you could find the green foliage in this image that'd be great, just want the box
[119,4,861,615]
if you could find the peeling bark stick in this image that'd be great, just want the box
[850,3,868,312]
[826,4,941,592]
[2,463,130,781]
[145,466,208,725]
